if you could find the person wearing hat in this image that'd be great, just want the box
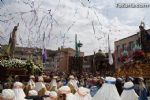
[68,75,78,94]
[34,76,47,96]
[121,81,138,100]
[25,75,36,95]
[75,87,92,100]
[13,82,26,100]
[138,77,148,100]
[58,86,75,100]
[92,77,121,100]
[1,89,15,100]
[49,76,58,91]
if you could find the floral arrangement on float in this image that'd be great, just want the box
[0,59,26,68]
[120,50,129,63]
[133,44,145,60]
[0,59,43,75]
[25,59,43,75]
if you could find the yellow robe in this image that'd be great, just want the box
[38,87,47,96]
[68,83,76,94]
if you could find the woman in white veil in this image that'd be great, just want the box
[13,82,26,100]
[75,87,92,100]
[121,81,138,100]
[49,76,58,91]
[1,89,15,100]
[58,86,76,100]
[92,77,121,100]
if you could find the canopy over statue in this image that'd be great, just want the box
[139,22,150,53]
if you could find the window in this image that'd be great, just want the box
[122,44,126,50]
[116,45,120,57]
[116,45,120,53]
[128,41,134,50]
[136,39,140,45]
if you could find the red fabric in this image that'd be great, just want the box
[120,55,128,62]
[133,50,145,58]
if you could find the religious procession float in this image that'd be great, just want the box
[0,24,43,82]
[115,54,150,78]
[0,58,43,81]
[0,58,42,75]
[115,23,150,78]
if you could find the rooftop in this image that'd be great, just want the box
[115,29,150,43]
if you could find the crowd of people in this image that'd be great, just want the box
[0,72,149,100]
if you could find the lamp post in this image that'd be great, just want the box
[75,34,83,57]
[74,34,83,73]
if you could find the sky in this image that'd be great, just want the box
[0,0,150,55]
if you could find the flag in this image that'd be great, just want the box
[109,50,113,65]
[108,34,113,65]
[42,48,47,63]
[42,33,47,63]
